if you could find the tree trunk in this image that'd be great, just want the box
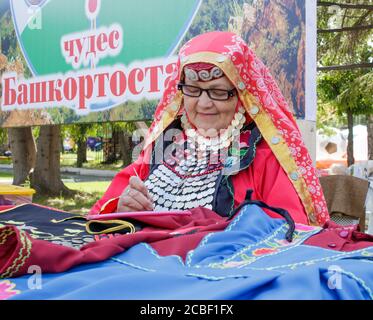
[31,125,74,197]
[119,130,132,167]
[368,114,373,161]
[8,127,36,186]
[103,137,116,164]
[76,138,87,168]
[60,136,65,154]
[347,110,355,167]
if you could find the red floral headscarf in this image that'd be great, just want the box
[143,31,329,226]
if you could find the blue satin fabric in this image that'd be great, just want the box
[6,205,373,300]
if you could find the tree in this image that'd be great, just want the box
[30,125,73,197]
[317,68,372,165]
[8,127,36,185]
[1,8,72,194]
[317,0,373,164]
[115,122,137,167]
[336,71,373,162]
[101,122,137,166]
[67,124,91,168]
[0,33,36,185]
[368,114,373,160]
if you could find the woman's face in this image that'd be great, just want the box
[183,76,238,133]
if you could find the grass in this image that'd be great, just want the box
[0,157,12,165]
[33,181,111,214]
[0,151,116,213]
[1,172,111,214]
[0,151,124,171]
[0,171,13,178]
[33,190,106,215]
[64,181,111,194]
[60,151,124,171]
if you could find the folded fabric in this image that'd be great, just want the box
[0,205,230,277]
[85,219,136,235]
[1,203,372,300]
[304,220,373,251]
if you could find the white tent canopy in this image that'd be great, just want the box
[316,125,368,162]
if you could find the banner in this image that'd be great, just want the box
[0,0,314,127]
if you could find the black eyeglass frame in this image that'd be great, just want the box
[177,83,237,101]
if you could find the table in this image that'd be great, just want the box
[0,184,35,206]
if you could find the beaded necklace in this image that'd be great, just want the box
[180,106,246,152]
[144,109,246,211]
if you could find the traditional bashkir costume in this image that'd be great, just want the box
[91,31,329,226]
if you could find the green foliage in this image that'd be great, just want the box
[337,71,373,114]
[318,68,372,113]
[317,100,346,131]
[0,127,8,145]
[32,126,40,139]
[317,1,373,64]
[183,0,246,44]
[110,121,136,133]
[0,10,31,77]
[62,122,109,140]
[140,99,158,120]
[68,123,94,140]
[62,122,119,142]
[316,1,373,129]
[317,68,372,130]
[318,71,357,104]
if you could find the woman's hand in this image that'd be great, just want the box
[117,176,154,212]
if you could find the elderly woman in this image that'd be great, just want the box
[90,31,329,226]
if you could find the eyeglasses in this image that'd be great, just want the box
[177,83,236,101]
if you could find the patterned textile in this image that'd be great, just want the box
[184,62,224,81]
[331,213,359,226]
[0,204,93,249]
[1,204,372,300]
